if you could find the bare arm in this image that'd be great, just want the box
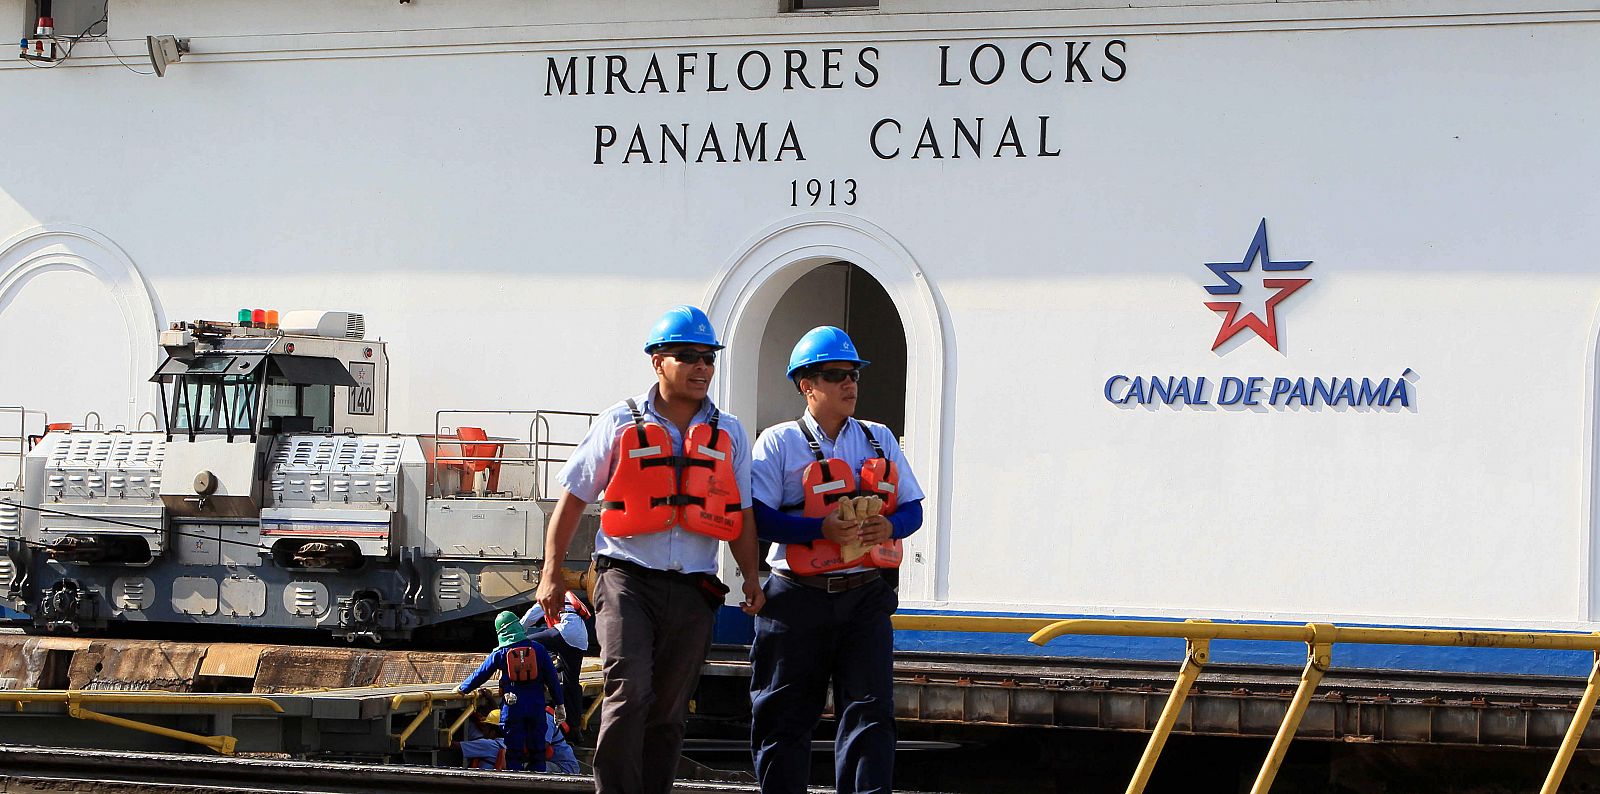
[536,490,588,618]
[732,508,766,615]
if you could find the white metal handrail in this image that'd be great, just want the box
[0,406,47,491]
[430,409,596,500]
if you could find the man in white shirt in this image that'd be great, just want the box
[748,327,925,794]
[535,305,764,794]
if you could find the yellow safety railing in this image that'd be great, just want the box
[391,688,485,748]
[0,690,285,755]
[442,688,489,742]
[892,615,1600,794]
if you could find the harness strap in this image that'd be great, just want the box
[705,408,723,449]
[796,416,827,462]
[624,398,649,449]
[860,422,888,460]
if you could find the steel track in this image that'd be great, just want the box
[0,746,762,794]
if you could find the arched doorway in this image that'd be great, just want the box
[755,261,906,435]
[705,213,952,603]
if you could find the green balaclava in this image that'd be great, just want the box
[495,611,527,648]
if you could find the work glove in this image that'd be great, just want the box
[836,496,859,521]
[857,495,884,517]
[553,705,567,724]
[836,497,867,562]
[503,691,518,706]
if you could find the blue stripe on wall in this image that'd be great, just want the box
[716,607,1595,677]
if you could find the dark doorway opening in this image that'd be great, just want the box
[757,262,907,437]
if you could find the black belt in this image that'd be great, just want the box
[775,569,881,594]
[595,555,692,580]
[594,555,729,606]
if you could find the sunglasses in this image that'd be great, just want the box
[810,368,861,383]
[663,350,717,366]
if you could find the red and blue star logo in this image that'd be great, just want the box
[1203,219,1312,352]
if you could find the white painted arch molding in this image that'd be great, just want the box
[705,212,957,603]
[0,225,165,427]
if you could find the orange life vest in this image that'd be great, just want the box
[504,645,540,683]
[600,399,743,541]
[783,418,903,575]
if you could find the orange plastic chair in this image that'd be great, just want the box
[27,422,75,449]
[455,426,502,494]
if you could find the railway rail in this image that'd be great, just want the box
[0,746,762,794]
[5,628,1600,756]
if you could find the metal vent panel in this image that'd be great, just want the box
[285,581,331,618]
[0,502,18,536]
[47,434,164,471]
[435,567,470,612]
[113,576,156,611]
[268,435,403,507]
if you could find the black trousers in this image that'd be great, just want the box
[592,565,716,794]
[750,573,898,794]
[528,627,586,742]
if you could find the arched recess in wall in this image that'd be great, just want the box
[0,225,164,428]
[705,213,956,604]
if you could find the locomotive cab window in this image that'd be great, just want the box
[169,373,261,434]
[263,376,333,433]
[153,353,354,437]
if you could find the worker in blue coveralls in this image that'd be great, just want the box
[749,326,925,794]
[545,706,581,774]
[457,610,565,772]
[535,305,765,794]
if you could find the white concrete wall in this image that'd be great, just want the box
[2,1,1598,627]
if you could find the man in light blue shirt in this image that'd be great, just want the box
[536,305,764,794]
[749,326,924,794]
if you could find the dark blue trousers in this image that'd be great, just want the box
[750,573,897,794]
[502,710,547,772]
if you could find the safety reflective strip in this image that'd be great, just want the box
[812,480,849,495]
[695,445,727,461]
[875,481,897,493]
[627,446,663,459]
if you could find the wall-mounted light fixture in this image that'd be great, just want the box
[146,34,187,77]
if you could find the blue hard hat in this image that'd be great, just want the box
[644,305,723,352]
[786,326,870,378]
